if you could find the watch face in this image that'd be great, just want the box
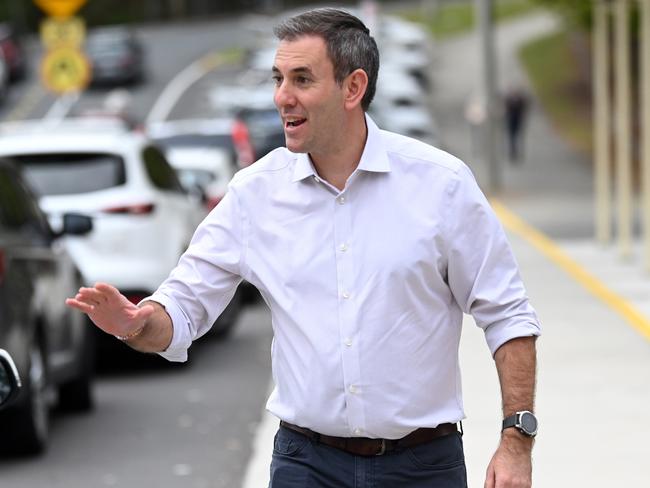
[520,412,538,435]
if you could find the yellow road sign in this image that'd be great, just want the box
[40,47,90,94]
[40,16,85,49]
[33,0,87,18]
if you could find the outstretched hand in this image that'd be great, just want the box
[65,283,154,338]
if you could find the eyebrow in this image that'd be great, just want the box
[271,65,314,76]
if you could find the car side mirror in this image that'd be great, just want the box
[0,349,21,410]
[61,213,93,236]
[189,183,207,204]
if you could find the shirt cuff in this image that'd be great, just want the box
[140,293,192,362]
[484,319,541,357]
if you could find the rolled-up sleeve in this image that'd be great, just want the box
[444,166,541,356]
[145,187,246,362]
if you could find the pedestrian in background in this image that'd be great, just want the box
[503,84,530,163]
[66,8,540,488]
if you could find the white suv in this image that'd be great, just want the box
[0,120,203,303]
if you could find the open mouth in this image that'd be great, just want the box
[285,118,307,128]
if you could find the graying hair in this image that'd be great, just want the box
[274,8,380,111]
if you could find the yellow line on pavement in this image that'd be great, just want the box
[491,199,650,342]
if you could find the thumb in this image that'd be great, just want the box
[485,462,496,488]
[135,303,156,322]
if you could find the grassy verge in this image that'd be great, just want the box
[519,30,593,155]
[401,0,541,40]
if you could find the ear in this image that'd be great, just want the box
[343,68,369,111]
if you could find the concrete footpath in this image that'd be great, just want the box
[433,10,650,486]
[241,10,650,487]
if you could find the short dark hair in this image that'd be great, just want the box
[274,8,380,111]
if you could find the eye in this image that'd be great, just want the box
[296,76,310,85]
[271,75,282,86]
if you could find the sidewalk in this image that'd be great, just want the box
[430,10,650,486]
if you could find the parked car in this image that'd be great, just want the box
[0,23,26,81]
[0,159,94,455]
[0,349,21,411]
[86,26,146,86]
[236,107,285,160]
[147,117,255,170]
[0,119,202,311]
[0,52,9,103]
[147,119,249,336]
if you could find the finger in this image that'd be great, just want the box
[95,283,129,305]
[77,288,107,304]
[95,282,121,297]
[66,298,95,314]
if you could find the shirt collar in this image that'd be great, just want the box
[291,114,391,183]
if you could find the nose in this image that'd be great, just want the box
[274,80,296,110]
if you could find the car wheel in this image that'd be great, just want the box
[0,341,50,455]
[58,325,95,412]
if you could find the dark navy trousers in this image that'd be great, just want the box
[269,425,468,488]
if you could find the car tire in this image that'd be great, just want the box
[58,326,95,412]
[0,341,50,455]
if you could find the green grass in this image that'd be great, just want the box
[401,0,541,40]
[519,30,593,155]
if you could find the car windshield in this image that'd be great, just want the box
[10,153,126,196]
[177,168,216,190]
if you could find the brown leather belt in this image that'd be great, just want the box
[280,421,458,457]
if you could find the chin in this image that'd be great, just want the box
[285,140,306,154]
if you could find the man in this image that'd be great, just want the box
[503,84,530,163]
[66,8,540,488]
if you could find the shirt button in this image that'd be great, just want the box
[354,428,363,435]
[337,196,346,205]
[349,385,357,394]
[339,243,348,252]
[344,338,353,347]
[342,292,350,299]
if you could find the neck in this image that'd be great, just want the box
[310,113,367,191]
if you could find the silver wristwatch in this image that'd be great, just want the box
[501,410,538,437]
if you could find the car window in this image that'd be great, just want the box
[153,134,234,151]
[0,165,49,234]
[177,168,216,190]
[10,153,126,196]
[142,146,184,193]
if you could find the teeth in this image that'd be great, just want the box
[286,118,305,127]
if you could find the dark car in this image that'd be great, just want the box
[0,159,94,455]
[236,107,285,160]
[0,23,26,81]
[86,27,145,86]
[0,349,21,410]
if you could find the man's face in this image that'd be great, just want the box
[272,35,346,156]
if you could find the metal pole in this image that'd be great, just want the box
[594,0,612,244]
[475,0,500,194]
[641,0,650,270]
[614,0,633,257]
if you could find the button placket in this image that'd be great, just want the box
[333,190,366,435]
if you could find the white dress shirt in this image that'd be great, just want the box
[148,115,541,439]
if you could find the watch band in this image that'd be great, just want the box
[502,414,518,431]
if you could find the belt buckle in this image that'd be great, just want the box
[375,439,386,456]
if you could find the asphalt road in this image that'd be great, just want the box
[0,14,276,488]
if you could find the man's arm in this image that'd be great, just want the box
[66,283,173,353]
[485,336,537,488]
